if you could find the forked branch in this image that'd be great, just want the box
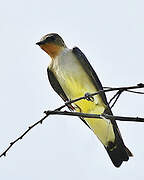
[0,83,144,158]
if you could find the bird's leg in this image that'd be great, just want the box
[85,92,94,102]
[65,100,75,111]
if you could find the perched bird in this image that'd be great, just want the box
[36,33,132,167]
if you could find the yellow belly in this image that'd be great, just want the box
[53,58,115,146]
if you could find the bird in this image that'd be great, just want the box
[36,33,133,167]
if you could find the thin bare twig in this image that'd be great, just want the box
[45,110,144,122]
[108,91,120,105]
[0,83,144,158]
[110,90,124,109]
[61,83,144,108]
[107,84,144,108]
[126,89,144,94]
[0,108,63,158]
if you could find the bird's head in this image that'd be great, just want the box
[36,33,66,59]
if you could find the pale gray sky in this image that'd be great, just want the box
[0,0,144,179]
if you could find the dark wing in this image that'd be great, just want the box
[47,67,91,129]
[72,47,109,107]
[47,67,68,102]
[72,47,132,166]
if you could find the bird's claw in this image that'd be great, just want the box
[65,100,75,111]
[85,93,94,102]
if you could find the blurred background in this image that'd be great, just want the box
[0,0,144,179]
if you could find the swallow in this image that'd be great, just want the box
[36,33,133,167]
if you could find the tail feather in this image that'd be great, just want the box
[105,144,131,167]
[105,133,132,167]
[103,108,133,167]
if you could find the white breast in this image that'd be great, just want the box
[54,48,81,74]
[50,48,97,100]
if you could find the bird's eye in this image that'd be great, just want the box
[46,36,55,41]
[50,36,56,41]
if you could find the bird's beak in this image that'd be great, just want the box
[36,38,48,45]
[36,41,43,46]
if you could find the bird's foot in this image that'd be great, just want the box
[85,92,94,102]
[65,100,75,111]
